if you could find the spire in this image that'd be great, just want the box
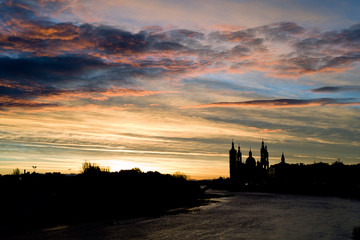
[237,144,242,163]
[249,147,252,157]
[232,139,235,149]
[281,152,285,164]
[262,138,264,147]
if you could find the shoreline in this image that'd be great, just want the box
[2,189,227,239]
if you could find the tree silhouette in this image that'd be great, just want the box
[12,168,20,175]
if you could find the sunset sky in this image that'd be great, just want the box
[1,0,360,179]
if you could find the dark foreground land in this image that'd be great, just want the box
[0,169,207,236]
[2,161,360,237]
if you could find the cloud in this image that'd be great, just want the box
[180,98,360,109]
[248,126,284,133]
[294,24,360,51]
[39,88,177,102]
[255,22,305,41]
[0,77,176,110]
[5,104,128,113]
[0,56,107,82]
[0,96,57,109]
[2,0,360,113]
[2,0,360,81]
[310,86,360,93]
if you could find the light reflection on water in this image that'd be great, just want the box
[11,191,360,240]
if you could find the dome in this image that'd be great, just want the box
[246,156,256,168]
[246,149,256,168]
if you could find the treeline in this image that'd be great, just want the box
[0,167,203,234]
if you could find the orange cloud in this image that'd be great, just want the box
[248,126,284,133]
[4,104,128,114]
[40,88,178,102]
[0,85,177,112]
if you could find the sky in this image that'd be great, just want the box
[0,0,360,179]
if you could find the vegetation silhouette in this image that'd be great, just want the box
[11,168,20,175]
[0,163,205,236]
[81,161,110,175]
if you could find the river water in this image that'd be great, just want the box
[10,191,360,240]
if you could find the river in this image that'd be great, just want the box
[9,191,360,240]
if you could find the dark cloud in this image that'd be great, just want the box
[0,82,171,111]
[0,100,57,109]
[231,45,251,55]
[0,56,107,82]
[81,24,148,54]
[295,24,360,51]
[256,22,305,41]
[209,29,255,42]
[1,0,360,96]
[167,29,204,41]
[181,98,360,109]
[265,24,360,76]
[0,1,39,24]
[0,84,51,100]
[152,41,185,51]
[276,53,360,75]
[310,86,360,93]
[208,29,268,54]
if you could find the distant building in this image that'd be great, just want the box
[229,141,237,180]
[260,140,269,169]
[281,152,285,164]
[245,148,256,168]
[229,140,269,183]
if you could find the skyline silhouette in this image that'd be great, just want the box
[225,140,360,200]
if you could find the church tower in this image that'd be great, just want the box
[237,145,242,165]
[260,140,269,169]
[281,152,285,164]
[229,140,237,180]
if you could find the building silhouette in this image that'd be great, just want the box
[281,152,285,164]
[229,140,269,183]
[245,148,256,168]
[260,140,269,169]
[229,141,237,181]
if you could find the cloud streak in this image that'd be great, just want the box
[181,98,360,109]
[310,86,360,93]
[0,77,175,110]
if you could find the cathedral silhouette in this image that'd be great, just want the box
[229,140,269,183]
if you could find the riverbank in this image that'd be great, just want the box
[202,174,360,200]
[1,188,225,240]
[0,170,211,237]
[6,191,360,240]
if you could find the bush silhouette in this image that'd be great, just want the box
[81,161,109,175]
[12,168,20,175]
